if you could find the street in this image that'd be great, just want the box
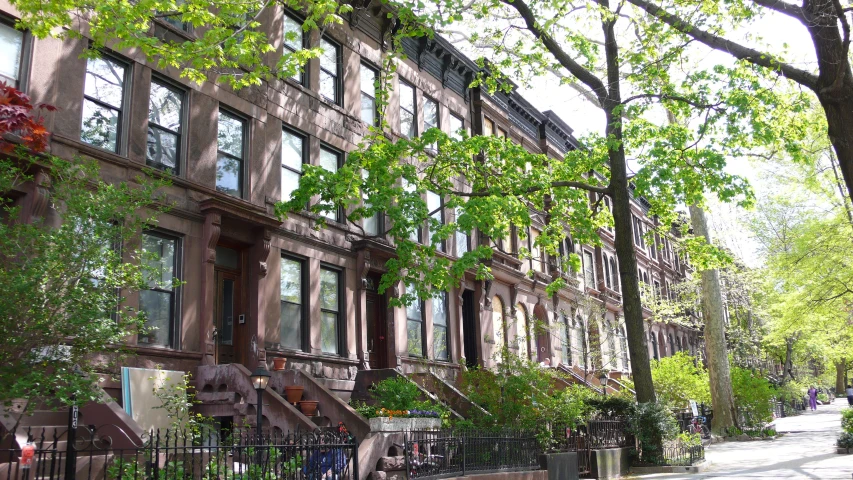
[631,399,853,479]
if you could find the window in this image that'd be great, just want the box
[667,334,675,357]
[319,38,340,104]
[650,235,658,259]
[138,232,179,348]
[603,254,612,289]
[560,314,569,365]
[574,317,586,368]
[632,215,645,248]
[0,22,24,87]
[147,80,184,174]
[609,256,619,292]
[492,296,504,351]
[424,96,439,132]
[81,55,127,153]
[399,80,416,138]
[320,266,341,355]
[515,304,528,359]
[280,255,305,351]
[360,63,378,126]
[530,228,542,272]
[620,327,628,369]
[406,284,425,356]
[583,250,595,289]
[427,191,444,252]
[319,146,342,221]
[432,292,449,361]
[216,110,246,197]
[449,113,464,140]
[650,332,659,360]
[281,128,305,201]
[282,14,305,83]
[653,280,661,298]
[483,116,494,136]
[403,178,421,243]
[455,206,469,256]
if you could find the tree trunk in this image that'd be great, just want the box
[835,358,846,396]
[782,337,795,382]
[688,205,737,434]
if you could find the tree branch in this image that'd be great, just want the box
[626,0,820,90]
[622,92,725,110]
[453,180,612,197]
[500,0,609,103]
[750,0,806,21]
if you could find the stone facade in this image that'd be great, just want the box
[0,0,699,395]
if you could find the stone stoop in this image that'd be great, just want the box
[368,455,406,480]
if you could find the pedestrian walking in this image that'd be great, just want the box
[846,384,853,406]
[808,386,817,411]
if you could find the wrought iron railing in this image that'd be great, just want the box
[0,426,358,480]
[660,441,705,466]
[402,429,540,479]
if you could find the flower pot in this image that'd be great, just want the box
[299,400,319,417]
[284,385,304,404]
[272,357,287,371]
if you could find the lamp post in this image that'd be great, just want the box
[250,366,271,445]
[599,372,608,396]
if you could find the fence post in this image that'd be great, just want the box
[461,433,466,477]
[64,404,78,480]
[352,436,359,480]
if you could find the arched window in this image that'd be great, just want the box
[515,303,529,360]
[675,336,682,353]
[492,296,505,351]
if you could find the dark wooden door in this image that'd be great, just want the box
[366,290,387,369]
[215,269,244,365]
[461,290,477,368]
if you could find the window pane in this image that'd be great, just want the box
[282,168,300,202]
[320,39,338,72]
[139,290,172,347]
[399,82,415,112]
[435,326,448,360]
[449,115,463,139]
[149,82,182,132]
[364,210,380,236]
[483,117,493,136]
[400,110,415,138]
[320,268,339,311]
[280,302,301,350]
[280,258,301,303]
[432,292,447,326]
[320,71,336,102]
[85,57,125,108]
[360,65,376,97]
[407,319,423,357]
[217,111,244,158]
[283,15,302,51]
[320,148,339,172]
[406,298,421,321]
[424,99,438,130]
[142,234,176,288]
[216,153,242,197]
[321,312,338,354]
[456,232,468,255]
[81,100,119,151]
[282,130,303,170]
[0,23,23,84]
[146,126,178,172]
[361,93,376,126]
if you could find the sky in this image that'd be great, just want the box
[510,10,819,268]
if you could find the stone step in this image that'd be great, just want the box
[376,456,405,472]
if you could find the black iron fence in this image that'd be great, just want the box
[660,441,704,467]
[402,429,540,479]
[0,426,357,480]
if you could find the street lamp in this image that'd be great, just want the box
[250,366,271,442]
[599,372,609,396]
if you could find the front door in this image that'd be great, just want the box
[214,246,244,365]
[461,289,478,369]
[366,290,387,369]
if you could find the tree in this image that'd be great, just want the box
[14,0,789,405]
[625,0,853,204]
[0,86,170,411]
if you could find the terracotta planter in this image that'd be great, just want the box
[284,385,304,404]
[272,357,287,371]
[299,400,319,417]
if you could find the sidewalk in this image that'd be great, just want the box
[629,398,853,479]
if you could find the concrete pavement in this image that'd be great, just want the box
[629,398,853,479]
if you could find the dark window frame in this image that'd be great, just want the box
[423,95,440,132]
[454,206,469,257]
[319,263,345,356]
[406,285,426,358]
[0,16,32,91]
[360,62,379,127]
[138,230,182,349]
[583,249,596,289]
[280,253,308,352]
[282,11,306,85]
[427,190,445,253]
[147,76,186,175]
[432,291,450,361]
[319,37,342,105]
[398,79,417,138]
[216,107,248,198]
[81,52,130,154]
[449,112,464,139]
[319,143,344,222]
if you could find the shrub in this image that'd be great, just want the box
[838,432,853,449]
[731,366,775,427]
[817,393,830,403]
[627,402,679,465]
[841,408,853,434]
[651,352,711,410]
[369,376,422,411]
[583,395,635,418]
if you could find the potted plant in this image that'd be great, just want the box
[272,357,287,371]
[299,400,319,417]
[284,385,304,404]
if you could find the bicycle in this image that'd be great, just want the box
[688,416,712,447]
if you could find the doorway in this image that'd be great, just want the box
[214,245,244,366]
[365,285,388,369]
[461,290,477,369]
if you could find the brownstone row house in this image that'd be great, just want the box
[0,0,701,449]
